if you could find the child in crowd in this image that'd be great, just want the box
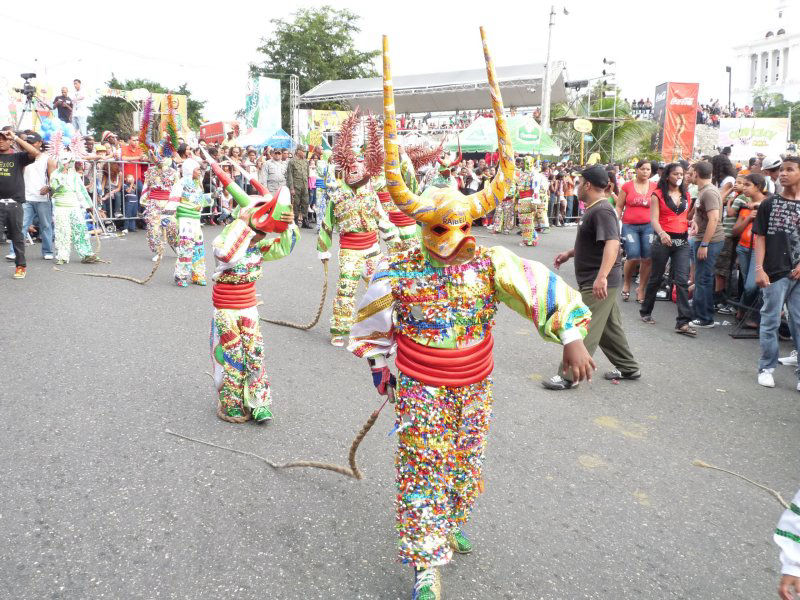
[123,174,139,232]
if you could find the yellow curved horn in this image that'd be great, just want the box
[383,35,434,223]
[466,26,515,220]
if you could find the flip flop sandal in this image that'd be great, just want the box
[641,315,656,324]
[675,324,697,337]
[621,291,630,302]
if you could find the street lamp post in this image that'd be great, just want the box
[726,66,732,111]
[540,6,567,132]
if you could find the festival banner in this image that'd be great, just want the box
[243,77,281,133]
[659,82,699,162]
[717,118,789,160]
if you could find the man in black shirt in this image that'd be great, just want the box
[52,87,74,124]
[0,128,42,278]
[753,156,800,390]
[543,165,640,390]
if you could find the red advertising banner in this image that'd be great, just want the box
[660,82,699,162]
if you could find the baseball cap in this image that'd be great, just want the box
[581,165,610,188]
[762,155,783,171]
[25,132,43,144]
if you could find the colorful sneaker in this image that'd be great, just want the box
[226,406,244,418]
[448,528,473,554]
[176,280,188,288]
[13,266,26,279]
[81,254,100,264]
[252,406,273,423]
[56,259,66,265]
[412,568,441,600]
[192,277,208,286]
[330,336,345,347]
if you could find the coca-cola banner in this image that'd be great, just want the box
[654,82,699,162]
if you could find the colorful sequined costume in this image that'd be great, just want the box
[775,487,800,582]
[350,244,589,566]
[211,218,299,419]
[141,159,179,256]
[50,165,95,263]
[492,171,517,234]
[318,182,398,339]
[349,34,591,596]
[516,167,540,246]
[170,160,213,287]
[375,169,419,253]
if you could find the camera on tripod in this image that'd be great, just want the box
[13,73,38,100]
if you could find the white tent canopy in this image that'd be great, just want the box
[300,63,567,114]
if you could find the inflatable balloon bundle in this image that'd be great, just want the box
[39,117,77,145]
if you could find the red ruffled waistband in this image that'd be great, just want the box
[212,282,257,309]
[395,333,494,387]
[340,231,378,250]
[389,210,417,227]
[518,190,533,199]
[148,189,171,200]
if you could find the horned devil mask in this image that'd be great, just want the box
[382,28,514,265]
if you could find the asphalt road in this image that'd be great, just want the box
[1,223,797,600]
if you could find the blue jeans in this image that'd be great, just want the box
[9,201,54,257]
[735,245,759,308]
[124,195,139,231]
[72,115,86,135]
[621,222,653,259]
[759,277,800,374]
[692,240,723,323]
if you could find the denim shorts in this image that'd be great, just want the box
[621,222,653,260]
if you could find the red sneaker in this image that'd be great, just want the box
[13,266,26,279]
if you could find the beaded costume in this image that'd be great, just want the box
[141,158,179,256]
[50,165,94,263]
[318,110,398,344]
[211,218,299,420]
[346,31,592,599]
[170,160,213,287]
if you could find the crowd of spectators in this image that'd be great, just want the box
[697,99,755,127]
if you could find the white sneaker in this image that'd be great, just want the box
[5,253,14,261]
[796,381,800,392]
[758,369,775,388]
[43,254,53,260]
[779,350,798,366]
[690,319,716,328]
[151,255,160,262]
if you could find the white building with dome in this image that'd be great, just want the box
[732,1,800,105]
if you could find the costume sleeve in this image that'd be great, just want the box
[316,193,337,252]
[213,219,256,264]
[76,172,92,209]
[346,259,396,366]
[775,490,800,576]
[487,245,591,345]
[258,224,300,262]
[373,196,399,244]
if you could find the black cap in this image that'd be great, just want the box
[25,132,43,144]
[581,165,609,188]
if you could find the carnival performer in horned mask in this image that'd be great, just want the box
[347,30,596,600]
[207,152,300,423]
[317,109,398,347]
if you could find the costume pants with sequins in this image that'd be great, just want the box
[394,373,493,568]
[517,203,538,247]
[211,307,271,413]
[143,200,164,254]
[53,206,93,262]
[331,246,381,336]
[174,218,206,285]
[493,199,515,233]
[533,203,548,229]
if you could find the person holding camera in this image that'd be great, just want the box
[52,87,74,124]
[0,128,41,279]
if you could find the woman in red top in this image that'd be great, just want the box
[639,163,695,336]
[732,173,767,314]
[617,160,656,302]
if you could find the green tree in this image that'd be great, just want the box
[87,76,206,137]
[755,94,800,141]
[250,5,380,130]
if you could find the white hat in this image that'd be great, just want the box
[762,155,783,171]
[182,158,200,178]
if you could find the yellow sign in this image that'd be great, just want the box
[573,118,592,134]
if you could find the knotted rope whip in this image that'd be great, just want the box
[260,260,329,331]
[54,228,165,285]
[692,459,789,508]
[166,388,392,480]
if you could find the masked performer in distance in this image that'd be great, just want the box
[348,30,595,600]
[209,157,299,423]
[317,109,398,347]
[170,158,213,287]
[141,145,179,261]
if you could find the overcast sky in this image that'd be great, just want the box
[0,0,768,122]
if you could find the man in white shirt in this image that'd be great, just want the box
[71,79,89,136]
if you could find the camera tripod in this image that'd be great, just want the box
[15,93,53,130]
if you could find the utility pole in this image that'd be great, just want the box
[726,66,732,111]
[540,5,556,132]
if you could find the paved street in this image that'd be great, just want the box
[1,224,797,600]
